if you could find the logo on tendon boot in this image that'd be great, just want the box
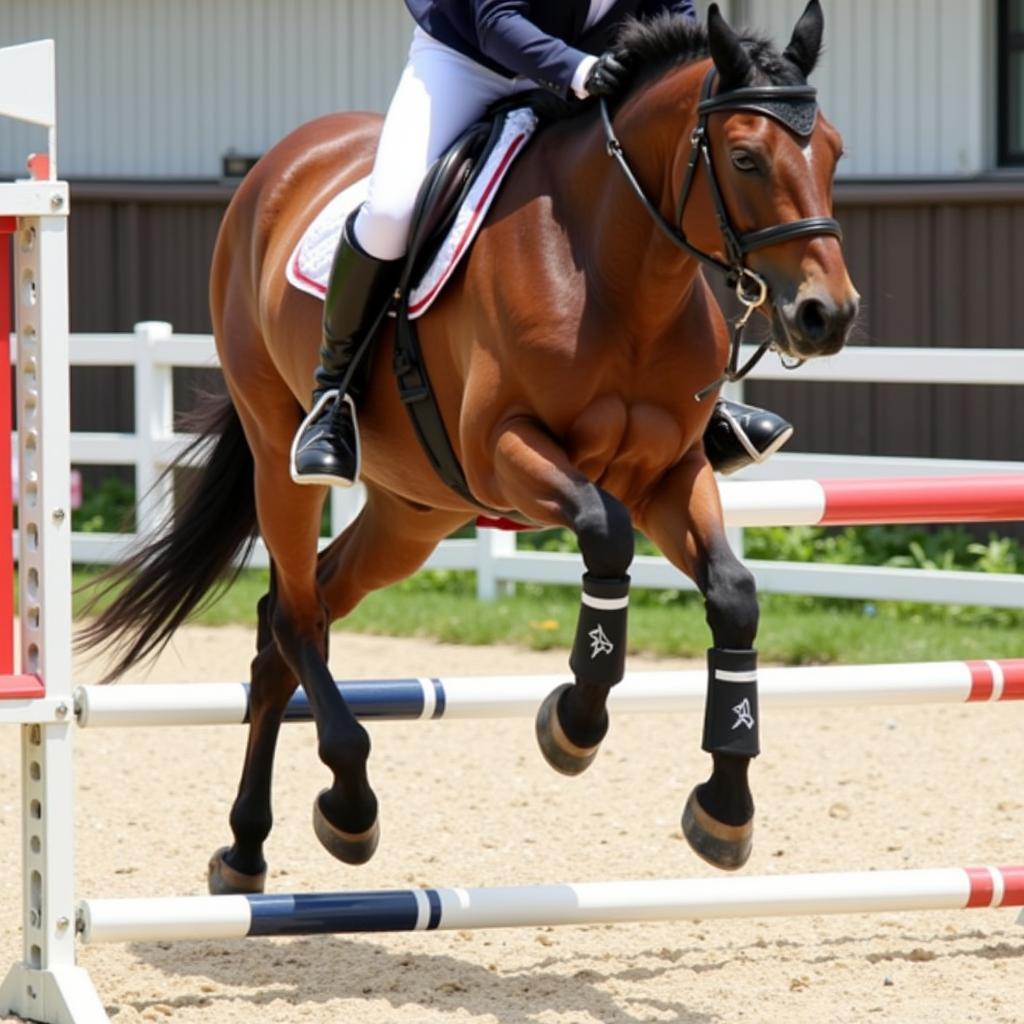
[588,624,614,658]
[731,698,755,730]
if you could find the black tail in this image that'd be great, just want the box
[77,393,258,680]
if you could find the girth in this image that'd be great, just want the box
[391,113,517,516]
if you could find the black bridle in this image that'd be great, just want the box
[600,67,843,399]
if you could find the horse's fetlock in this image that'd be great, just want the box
[317,724,372,775]
[230,801,273,845]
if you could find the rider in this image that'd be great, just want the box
[290,0,794,487]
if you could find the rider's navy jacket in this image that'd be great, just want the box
[404,1,697,97]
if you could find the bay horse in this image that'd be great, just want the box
[81,2,857,892]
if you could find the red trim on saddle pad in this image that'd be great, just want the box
[0,675,45,700]
[406,131,530,317]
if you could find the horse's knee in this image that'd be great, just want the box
[573,490,634,579]
[705,561,759,648]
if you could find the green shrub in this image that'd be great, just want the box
[72,477,136,533]
[744,524,1024,575]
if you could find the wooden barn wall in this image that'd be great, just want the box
[65,180,1024,468]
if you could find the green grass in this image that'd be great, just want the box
[72,566,1024,666]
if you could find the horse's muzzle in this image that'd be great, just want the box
[773,290,859,360]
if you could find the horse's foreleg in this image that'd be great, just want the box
[637,455,760,871]
[492,420,634,775]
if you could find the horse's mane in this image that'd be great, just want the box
[613,13,808,94]
[513,13,807,125]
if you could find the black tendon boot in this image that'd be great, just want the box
[290,212,402,486]
[703,399,794,476]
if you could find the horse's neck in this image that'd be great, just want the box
[541,78,706,338]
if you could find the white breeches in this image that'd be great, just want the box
[354,28,534,261]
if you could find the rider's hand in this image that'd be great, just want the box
[583,51,628,98]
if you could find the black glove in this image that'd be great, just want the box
[583,51,628,98]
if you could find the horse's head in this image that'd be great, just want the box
[693,1,858,360]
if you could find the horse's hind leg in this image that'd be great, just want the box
[306,489,469,858]
[490,421,635,774]
[636,455,760,871]
[209,581,298,894]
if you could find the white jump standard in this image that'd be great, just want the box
[0,38,109,1024]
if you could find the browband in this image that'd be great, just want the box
[698,81,819,138]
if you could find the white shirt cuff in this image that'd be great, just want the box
[571,56,599,99]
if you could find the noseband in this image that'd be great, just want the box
[600,67,843,397]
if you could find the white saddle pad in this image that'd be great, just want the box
[286,107,539,320]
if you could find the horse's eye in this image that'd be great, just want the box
[730,151,759,173]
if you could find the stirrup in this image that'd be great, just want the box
[716,401,792,466]
[288,390,362,488]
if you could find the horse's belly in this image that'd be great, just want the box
[566,398,692,498]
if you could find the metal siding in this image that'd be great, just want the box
[743,0,988,176]
[0,0,412,178]
[1,2,995,179]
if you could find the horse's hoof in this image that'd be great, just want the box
[313,791,380,865]
[535,682,603,776]
[207,847,267,895]
[681,788,753,871]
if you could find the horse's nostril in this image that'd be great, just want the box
[796,298,828,341]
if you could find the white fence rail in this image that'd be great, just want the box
[54,324,1024,607]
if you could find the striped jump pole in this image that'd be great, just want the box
[73,658,1024,728]
[77,865,1024,943]
[718,474,1024,527]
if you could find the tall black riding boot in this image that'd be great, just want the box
[703,399,794,475]
[290,212,401,486]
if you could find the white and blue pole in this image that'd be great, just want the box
[78,864,1024,944]
[73,658,1024,729]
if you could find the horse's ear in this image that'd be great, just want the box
[783,0,824,79]
[707,3,752,90]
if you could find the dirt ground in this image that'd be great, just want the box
[1,624,1022,1023]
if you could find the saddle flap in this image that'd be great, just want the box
[285,107,539,321]
[403,120,496,282]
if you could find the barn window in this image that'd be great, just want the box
[999,0,1024,165]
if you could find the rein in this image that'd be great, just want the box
[600,67,843,400]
